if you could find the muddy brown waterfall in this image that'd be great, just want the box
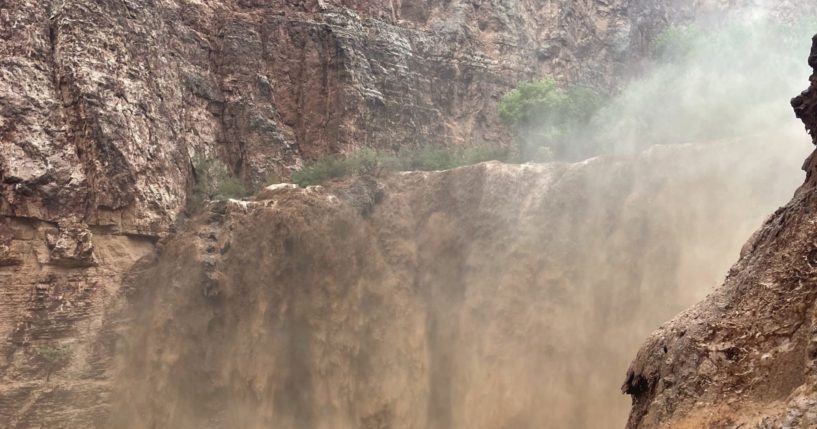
[2,1,817,429]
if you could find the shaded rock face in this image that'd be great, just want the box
[622,35,817,428]
[108,139,802,429]
[793,35,817,149]
[0,216,155,428]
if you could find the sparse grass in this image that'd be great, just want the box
[291,145,511,187]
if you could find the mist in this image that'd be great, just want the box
[593,7,813,158]
[107,5,815,429]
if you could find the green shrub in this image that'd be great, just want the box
[34,345,71,381]
[190,155,248,209]
[499,79,604,160]
[499,79,564,128]
[458,145,513,166]
[391,145,511,171]
[394,146,455,171]
[291,154,357,187]
[291,145,510,187]
[652,24,704,60]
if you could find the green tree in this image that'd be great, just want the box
[652,24,704,60]
[499,79,604,161]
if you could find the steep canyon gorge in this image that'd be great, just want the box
[2,1,817,428]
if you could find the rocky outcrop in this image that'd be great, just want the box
[0,215,155,428]
[792,36,817,146]
[793,35,817,187]
[623,34,817,429]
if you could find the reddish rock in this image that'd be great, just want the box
[0,0,731,236]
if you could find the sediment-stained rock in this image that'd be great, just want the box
[0,216,155,427]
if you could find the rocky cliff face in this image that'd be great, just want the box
[0,0,753,236]
[6,143,804,429]
[3,1,817,428]
[0,3,707,425]
[0,2,700,425]
[793,35,817,148]
[1,133,806,428]
[623,35,817,429]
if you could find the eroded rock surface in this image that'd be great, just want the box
[5,0,802,235]
[0,216,154,427]
[623,34,817,429]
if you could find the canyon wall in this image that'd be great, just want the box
[0,0,757,235]
[1,2,706,425]
[2,0,817,428]
[0,2,697,425]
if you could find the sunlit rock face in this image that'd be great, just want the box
[623,36,817,429]
[110,138,801,429]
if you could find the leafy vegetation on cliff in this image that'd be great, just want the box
[189,155,248,209]
[33,345,72,381]
[497,17,815,161]
[652,24,704,59]
[291,145,510,187]
[498,79,605,161]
